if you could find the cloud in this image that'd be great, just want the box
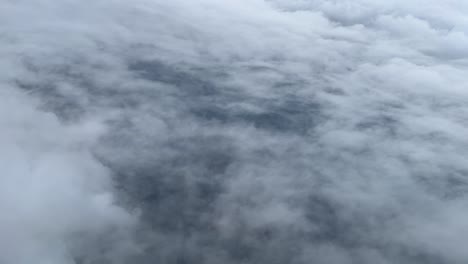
[0,87,138,264]
[2,0,468,263]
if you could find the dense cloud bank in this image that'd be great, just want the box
[2,0,468,263]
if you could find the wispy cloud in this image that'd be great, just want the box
[2,1,468,263]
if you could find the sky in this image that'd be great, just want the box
[1,0,468,263]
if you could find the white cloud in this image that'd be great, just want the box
[2,0,468,263]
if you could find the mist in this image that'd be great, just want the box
[2,0,468,263]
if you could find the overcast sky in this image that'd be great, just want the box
[1,1,468,263]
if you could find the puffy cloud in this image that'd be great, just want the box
[2,0,468,263]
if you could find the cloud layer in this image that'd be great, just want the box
[2,0,468,263]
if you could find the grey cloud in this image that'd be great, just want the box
[2,0,468,263]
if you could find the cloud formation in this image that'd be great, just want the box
[2,0,468,263]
